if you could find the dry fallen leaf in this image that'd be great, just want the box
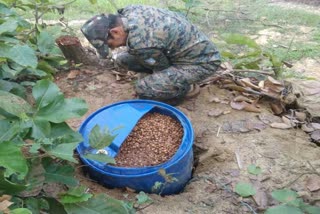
[258,80,265,89]
[270,122,292,129]
[305,176,320,192]
[282,116,296,127]
[67,70,80,79]
[207,109,224,117]
[233,95,253,103]
[223,120,266,133]
[83,69,95,74]
[301,124,315,133]
[270,102,284,115]
[310,123,320,130]
[295,111,307,122]
[239,78,261,91]
[208,97,221,103]
[230,101,261,113]
[311,130,320,143]
[267,76,283,85]
[0,195,13,213]
[223,110,231,115]
[253,189,268,210]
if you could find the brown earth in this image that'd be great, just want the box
[55,61,320,213]
[54,1,320,213]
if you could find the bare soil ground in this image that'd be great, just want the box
[54,1,320,213]
[55,62,320,213]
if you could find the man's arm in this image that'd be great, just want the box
[128,48,171,71]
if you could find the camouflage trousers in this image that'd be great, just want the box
[114,52,220,101]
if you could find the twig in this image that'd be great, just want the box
[241,201,258,214]
[217,125,221,137]
[284,36,296,61]
[261,21,284,29]
[77,71,104,82]
[136,202,154,212]
[205,10,211,27]
[214,178,257,214]
[233,69,274,76]
[281,173,309,188]
[235,149,242,169]
[307,161,320,176]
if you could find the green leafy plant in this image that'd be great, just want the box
[82,124,123,164]
[152,168,178,195]
[220,33,284,77]
[0,2,135,213]
[136,191,153,205]
[235,182,256,197]
[247,164,262,175]
[0,2,67,85]
[265,189,320,214]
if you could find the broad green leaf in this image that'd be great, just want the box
[1,62,21,78]
[235,182,256,197]
[265,205,303,214]
[18,159,45,197]
[37,60,56,74]
[136,191,152,204]
[0,79,26,98]
[63,194,131,214]
[89,125,116,149]
[7,45,38,68]
[271,189,298,204]
[31,119,51,139]
[247,164,262,175]
[302,204,320,214]
[89,0,97,4]
[70,192,89,202]
[0,120,21,142]
[22,68,50,78]
[25,197,49,214]
[0,18,18,34]
[0,90,32,118]
[0,169,27,195]
[42,158,78,187]
[47,142,79,163]
[60,186,93,204]
[0,141,28,177]
[37,31,55,55]
[83,153,115,164]
[0,3,14,15]
[0,35,20,43]
[49,122,83,144]
[32,79,62,109]
[36,98,88,123]
[10,208,32,214]
[64,186,89,197]
[45,198,67,214]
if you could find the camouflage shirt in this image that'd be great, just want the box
[118,5,220,70]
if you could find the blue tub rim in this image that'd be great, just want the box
[76,99,194,175]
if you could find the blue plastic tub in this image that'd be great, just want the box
[76,99,194,195]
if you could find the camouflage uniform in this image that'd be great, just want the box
[115,5,221,101]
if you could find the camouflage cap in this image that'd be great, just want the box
[81,14,111,58]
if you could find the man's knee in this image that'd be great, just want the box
[135,72,190,100]
[114,51,153,73]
